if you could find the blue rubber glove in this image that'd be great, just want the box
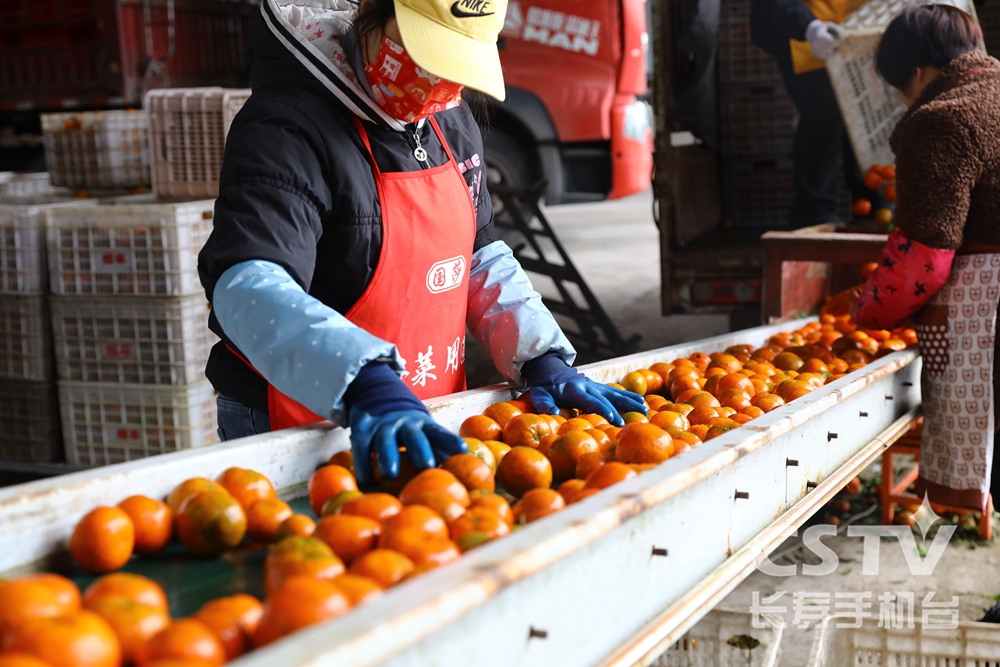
[523,353,647,427]
[344,362,467,488]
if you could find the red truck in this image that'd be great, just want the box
[0,0,653,205]
[487,0,653,203]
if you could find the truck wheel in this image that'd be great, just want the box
[483,128,537,191]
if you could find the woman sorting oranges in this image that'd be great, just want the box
[197,0,645,487]
[853,6,1000,518]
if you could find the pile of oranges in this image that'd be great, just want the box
[0,309,918,666]
[853,164,897,226]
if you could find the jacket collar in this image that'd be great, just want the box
[906,51,998,115]
[258,0,407,131]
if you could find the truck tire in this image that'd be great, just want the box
[483,128,537,191]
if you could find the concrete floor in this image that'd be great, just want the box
[469,189,1000,664]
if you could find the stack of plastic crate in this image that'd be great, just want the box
[0,173,57,196]
[47,195,220,466]
[718,0,799,227]
[40,110,150,190]
[0,195,93,462]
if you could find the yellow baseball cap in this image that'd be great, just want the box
[394,0,508,100]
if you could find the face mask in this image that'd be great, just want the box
[364,33,464,123]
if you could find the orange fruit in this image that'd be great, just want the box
[136,619,226,666]
[571,489,602,503]
[547,431,599,481]
[380,505,448,542]
[70,507,135,573]
[448,507,510,541]
[649,411,689,430]
[194,595,263,661]
[459,415,502,441]
[481,440,511,466]
[468,492,514,526]
[649,363,675,385]
[87,596,169,664]
[852,198,872,217]
[640,368,665,394]
[496,446,553,498]
[117,496,172,557]
[337,493,403,524]
[615,423,674,464]
[669,376,701,400]
[558,479,586,504]
[715,373,755,397]
[688,424,710,440]
[686,405,719,426]
[313,514,382,564]
[253,577,349,648]
[622,411,649,424]
[501,414,555,449]
[330,574,384,607]
[750,393,785,412]
[718,388,751,412]
[588,428,613,455]
[482,402,523,429]
[583,462,637,491]
[83,574,167,613]
[308,465,358,516]
[3,610,121,667]
[441,454,494,493]
[741,406,765,419]
[0,654,54,667]
[326,450,354,472]
[464,439,498,473]
[773,353,804,371]
[620,371,648,396]
[0,578,75,638]
[706,421,740,440]
[667,364,700,383]
[400,468,470,508]
[377,528,461,569]
[165,479,225,515]
[246,498,293,544]
[320,491,363,517]
[373,454,419,496]
[264,536,345,597]
[707,355,742,374]
[20,574,81,614]
[276,514,316,539]
[348,550,416,588]
[645,395,669,411]
[215,468,276,511]
[556,417,594,434]
[511,488,566,525]
[175,490,246,557]
[575,451,607,480]
[403,491,466,522]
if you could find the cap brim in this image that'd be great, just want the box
[395,3,506,101]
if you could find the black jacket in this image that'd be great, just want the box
[750,0,816,60]
[198,5,497,412]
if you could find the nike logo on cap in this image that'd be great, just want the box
[451,0,495,18]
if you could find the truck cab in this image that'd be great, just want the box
[485,0,653,204]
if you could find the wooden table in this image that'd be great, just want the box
[762,225,888,322]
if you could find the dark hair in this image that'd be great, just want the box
[875,4,982,90]
[352,0,492,123]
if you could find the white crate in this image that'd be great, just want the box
[146,88,251,198]
[0,173,57,196]
[808,615,1000,665]
[46,195,215,296]
[0,195,95,293]
[828,0,980,171]
[652,608,783,667]
[0,378,63,463]
[41,110,151,189]
[50,294,216,385]
[59,380,218,466]
[0,293,54,381]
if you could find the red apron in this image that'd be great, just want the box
[237,116,477,430]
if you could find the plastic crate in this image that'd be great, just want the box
[46,196,215,296]
[0,378,63,463]
[0,173,56,196]
[723,155,796,227]
[718,0,783,83]
[0,293,54,381]
[0,195,96,293]
[40,110,150,189]
[827,0,980,172]
[808,615,1000,665]
[146,88,251,198]
[60,380,218,466]
[50,294,216,385]
[720,83,797,155]
[652,608,783,667]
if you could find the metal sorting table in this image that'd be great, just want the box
[0,320,922,667]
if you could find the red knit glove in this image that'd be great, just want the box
[852,231,955,330]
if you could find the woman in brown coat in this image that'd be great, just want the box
[853,5,1000,532]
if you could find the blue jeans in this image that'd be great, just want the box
[217,395,271,441]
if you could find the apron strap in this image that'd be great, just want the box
[352,117,382,179]
[429,116,458,165]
